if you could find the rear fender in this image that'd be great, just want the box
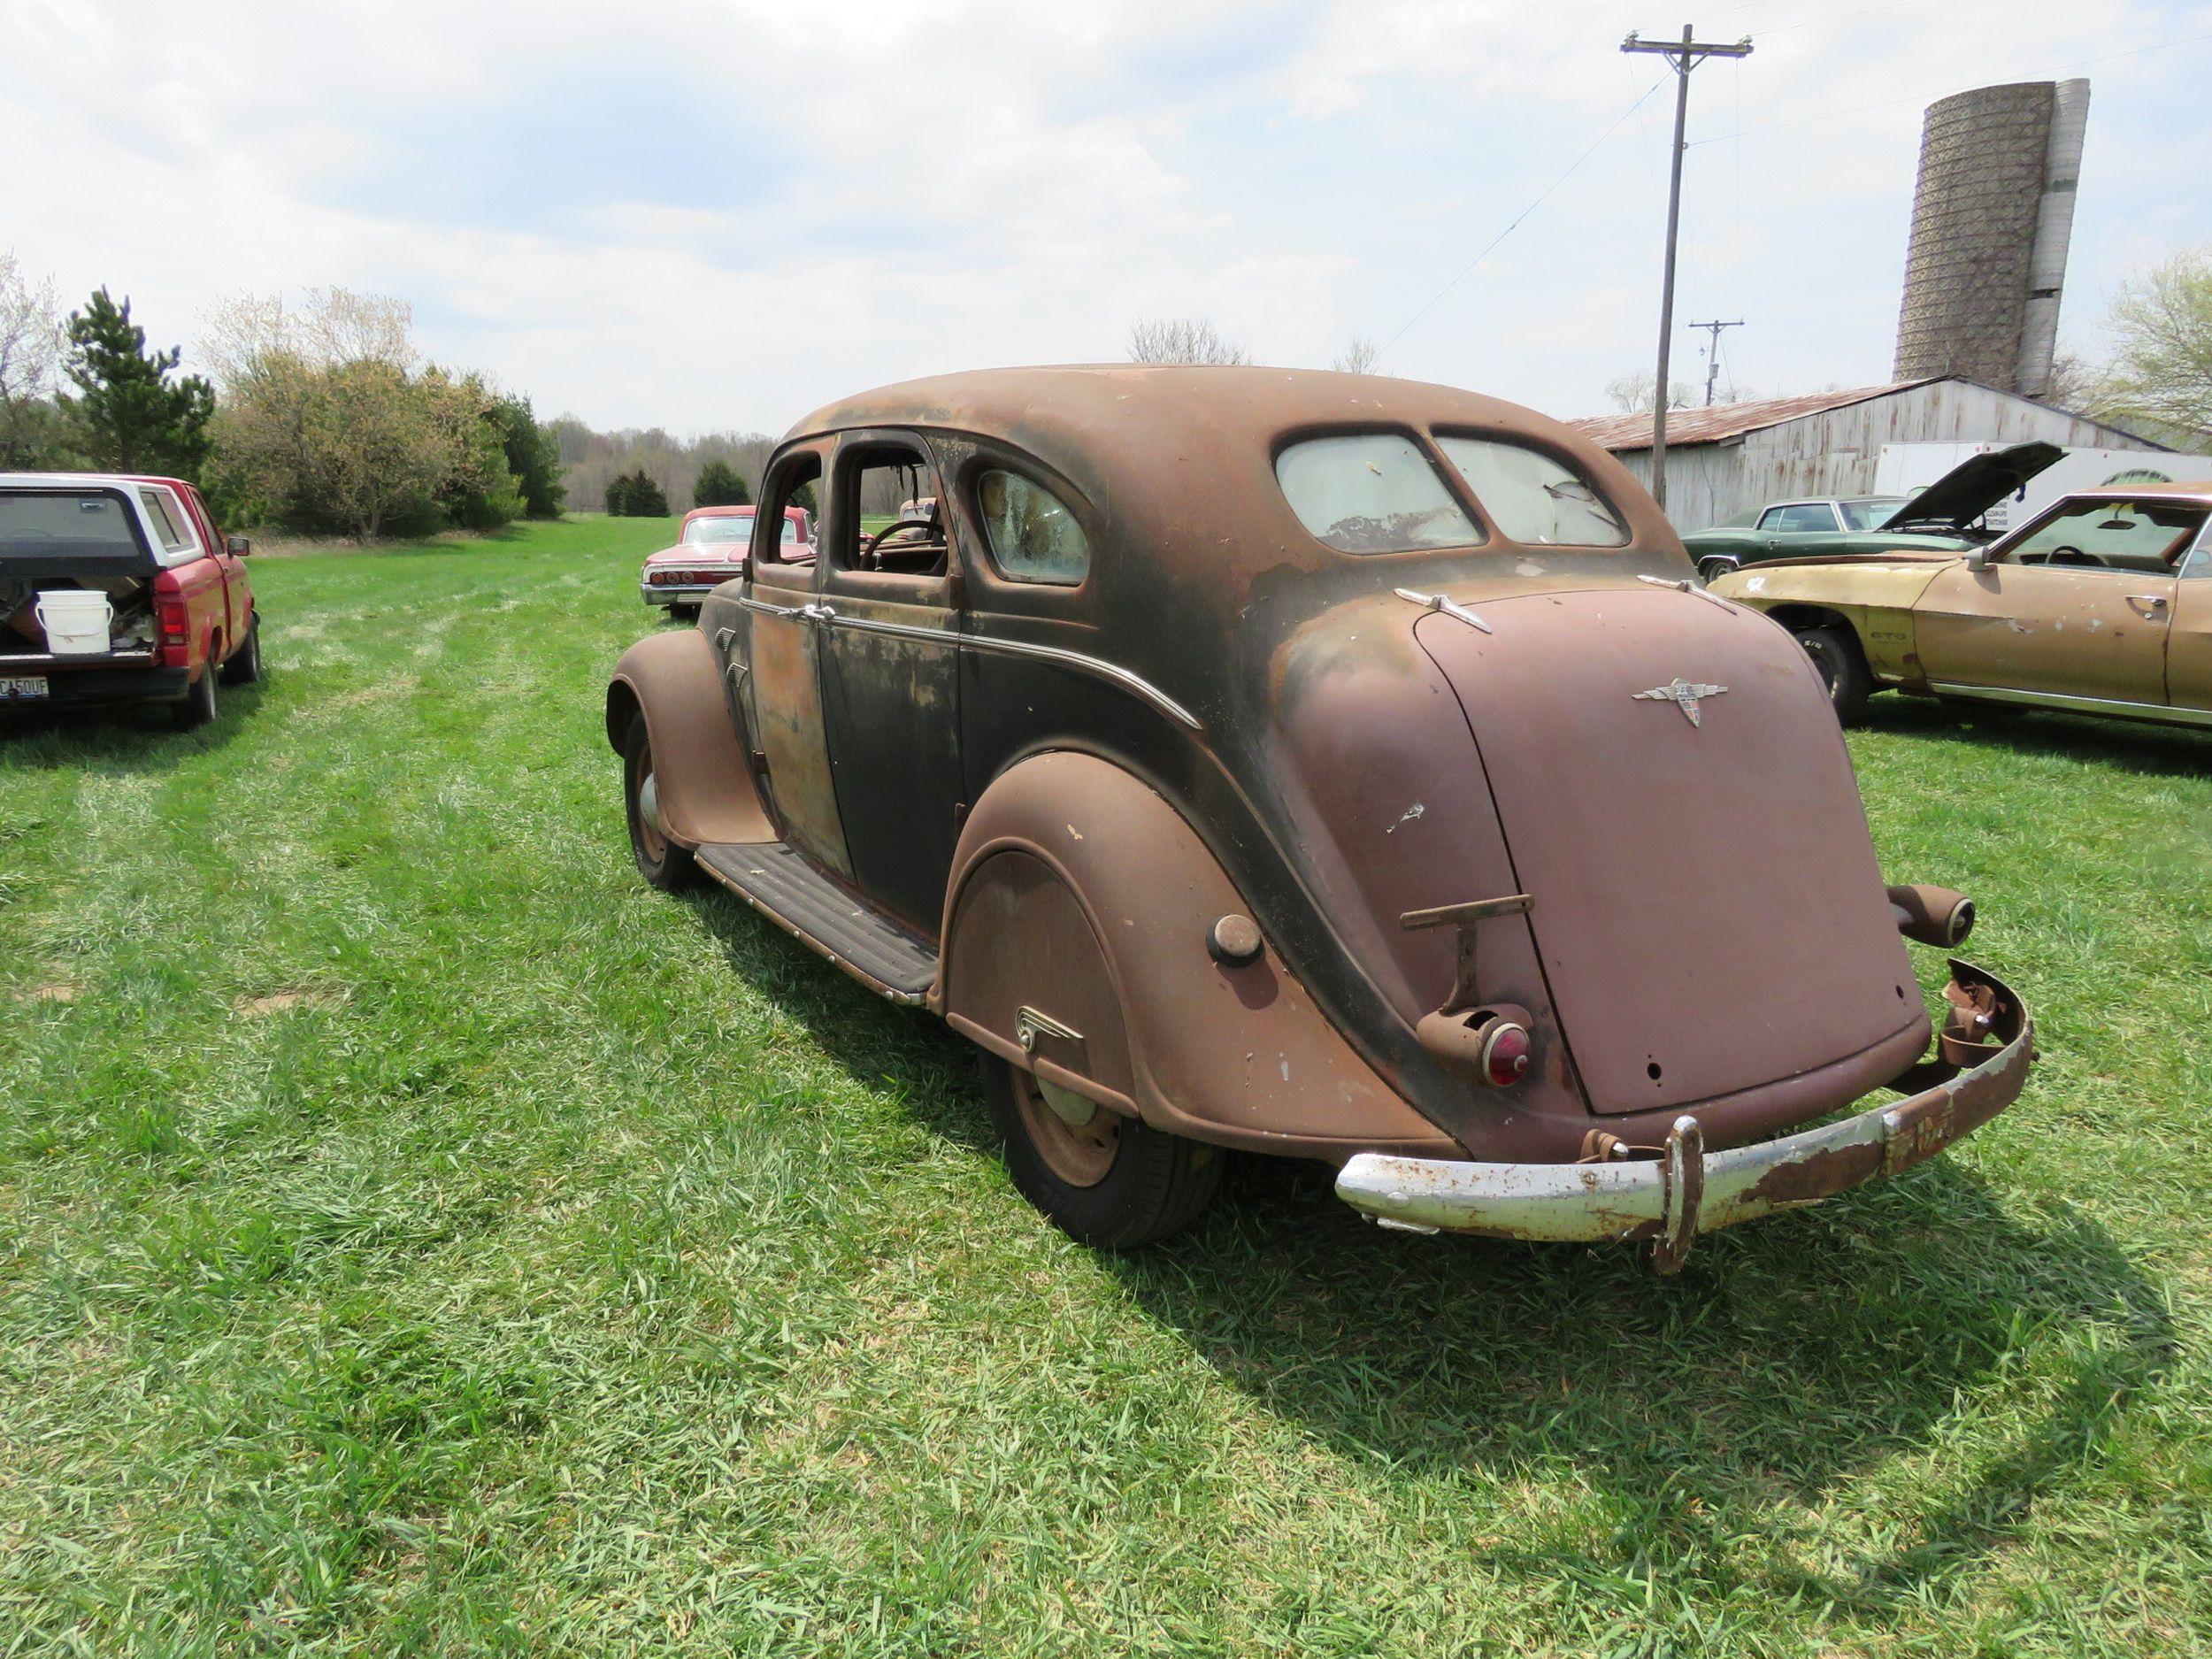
[939,751,1456,1162]
[605,628,772,847]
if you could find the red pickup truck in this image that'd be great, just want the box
[0,473,261,729]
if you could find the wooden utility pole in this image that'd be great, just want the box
[1687,318,1743,406]
[1622,26,1751,510]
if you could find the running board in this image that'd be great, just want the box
[695,841,938,1003]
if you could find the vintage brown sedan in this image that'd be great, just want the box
[606,367,2032,1270]
[1709,484,2212,727]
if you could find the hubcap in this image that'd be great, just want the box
[1010,1066,1120,1187]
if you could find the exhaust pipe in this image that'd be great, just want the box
[1888,884,1975,949]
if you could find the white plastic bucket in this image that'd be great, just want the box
[33,589,113,657]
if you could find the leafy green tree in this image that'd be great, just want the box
[603,471,635,516]
[625,469,670,516]
[65,288,215,477]
[692,459,750,508]
[492,393,566,518]
[2095,243,2212,442]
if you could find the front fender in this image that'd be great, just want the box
[938,751,1457,1162]
[605,629,772,848]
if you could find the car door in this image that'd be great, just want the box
[1911,496,2195,706]
[2168,526,2212,714]
[735,443,852,878]
[812,430,964,933]
[1761,501,1843,556]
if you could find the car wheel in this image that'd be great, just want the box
[173,658,219,730]
[222,615,263,686]
[1793,625,1871,723]
[985,1056,1222,1248]
[1697,557,1738,586]
[623,711,699,890]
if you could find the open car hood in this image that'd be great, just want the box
[1880,442,2062,533]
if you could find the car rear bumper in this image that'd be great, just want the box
[1335,959,2030,1272]
[0,652,191,706]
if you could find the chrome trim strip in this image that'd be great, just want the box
[737,595,808,618]
[1926,681,2212,728]
[803,609,1203,732]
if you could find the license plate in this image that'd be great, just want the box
[1,676,50,700]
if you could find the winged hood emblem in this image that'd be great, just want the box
[1633,677,1729,727]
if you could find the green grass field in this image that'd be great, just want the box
[3,517,2208,1656]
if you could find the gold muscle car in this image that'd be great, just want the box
[1709,484,2212,729]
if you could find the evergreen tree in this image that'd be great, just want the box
[64,288,215,477]
[626,469,671,516]
[491,393,566,518]
[603,471,636,516]
[692,458,750,508]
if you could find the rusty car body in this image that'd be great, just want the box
[606,366,2032,1269]
[1709,483,2212,727]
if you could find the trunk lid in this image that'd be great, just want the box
[1412,583,1918,1117]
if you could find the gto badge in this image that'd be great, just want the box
[1633,677,1729,727]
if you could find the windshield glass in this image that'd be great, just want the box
[1276,434,1481,554]
[2002,498,2210,574]
[1839,498,1908,531]
[1435,435,1627,547]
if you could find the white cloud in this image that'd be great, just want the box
[2,0,2208,432]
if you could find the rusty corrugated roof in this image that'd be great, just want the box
[1567,379,1944,451]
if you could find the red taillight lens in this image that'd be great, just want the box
[156,592,188,645]
[1479,1021,1532,1087]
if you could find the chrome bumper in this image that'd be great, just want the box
[1336,960,2031,1273]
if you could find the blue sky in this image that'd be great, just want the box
[4,0,2208,434]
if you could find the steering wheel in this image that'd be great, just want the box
[861,518,939,569]
[2044,545,2107,567]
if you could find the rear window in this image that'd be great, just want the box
[1435,436,1628,547]
[0,490,147,562]
[1276,434,1481,554]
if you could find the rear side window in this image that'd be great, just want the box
[975,469,1089,585]
[138,488,196,555]
[1435,436,1628,548]
[1276,434,1480,554]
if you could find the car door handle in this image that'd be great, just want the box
[2126,594,2170,613]
[799,603,836,623]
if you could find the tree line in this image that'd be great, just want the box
[1,254,564,538]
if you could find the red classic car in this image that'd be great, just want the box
[641,505,811,616]
[1,472,261,729]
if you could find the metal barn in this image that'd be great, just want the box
[1568,377,2163,533]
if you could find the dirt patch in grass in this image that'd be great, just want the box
[232,988,345,1018]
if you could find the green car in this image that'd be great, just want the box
[1682,442,2060,585]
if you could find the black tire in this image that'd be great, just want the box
[1793,625,1872,724]
[623,710,699,890]
[173,658,219,730]
[1697,557,1739,586]
[222,615,263,686]
[985,1056,1222,1248]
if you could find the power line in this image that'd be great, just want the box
[1686,29,2212,147]
[1377,76,1670,357]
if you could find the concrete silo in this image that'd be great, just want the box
[1893,79,2090,399]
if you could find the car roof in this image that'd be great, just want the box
[787,363,1587,461]
[0,471,191,491]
